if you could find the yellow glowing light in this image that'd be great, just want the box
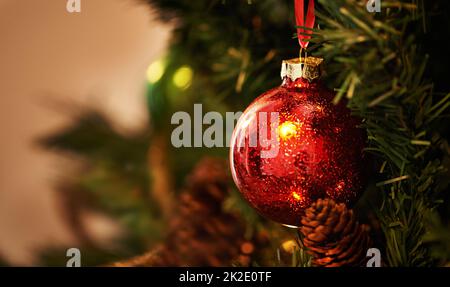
[278,121,297,140]
[173,65,193,90]
[146,59,165,84]
[281,240,298,253]
[292,191,302,201]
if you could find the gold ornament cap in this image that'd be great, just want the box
[280,56,323,82]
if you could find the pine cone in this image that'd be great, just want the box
[158,158,246,266]
[111,157,252,267]
[299,198,371,267]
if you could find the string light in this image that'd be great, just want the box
[173,65,193,90]
[146,59,165,84]
[281,240,298,253]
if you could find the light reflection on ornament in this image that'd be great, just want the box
[292,191,302,201]
[335,180,345,192]
[294,82,304,89]
[278,121,298,140]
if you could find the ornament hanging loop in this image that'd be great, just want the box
[298,47,308,63]
[295,0,315,49]
[299,47,304,63]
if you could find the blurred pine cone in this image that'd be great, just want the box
[156,157,247,266]
[112,157,252,267]
[299,198,372,267]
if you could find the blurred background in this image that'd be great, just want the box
[0,0,299,267]
[0,0,171,265]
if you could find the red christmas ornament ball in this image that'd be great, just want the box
[229,58,367,227]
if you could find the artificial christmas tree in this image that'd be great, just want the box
[29,0,450,267]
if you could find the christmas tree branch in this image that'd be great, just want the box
[311,0,449,266]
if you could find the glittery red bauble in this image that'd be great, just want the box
[230,72,366,227]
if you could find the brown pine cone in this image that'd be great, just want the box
[111,157,251,267]
[299,198,372,267]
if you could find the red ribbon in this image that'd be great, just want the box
[295,0,315,49]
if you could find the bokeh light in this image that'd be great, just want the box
[173,66,193,90]
[146,59,165,84]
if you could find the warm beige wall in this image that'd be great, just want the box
[0,0,171,265]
